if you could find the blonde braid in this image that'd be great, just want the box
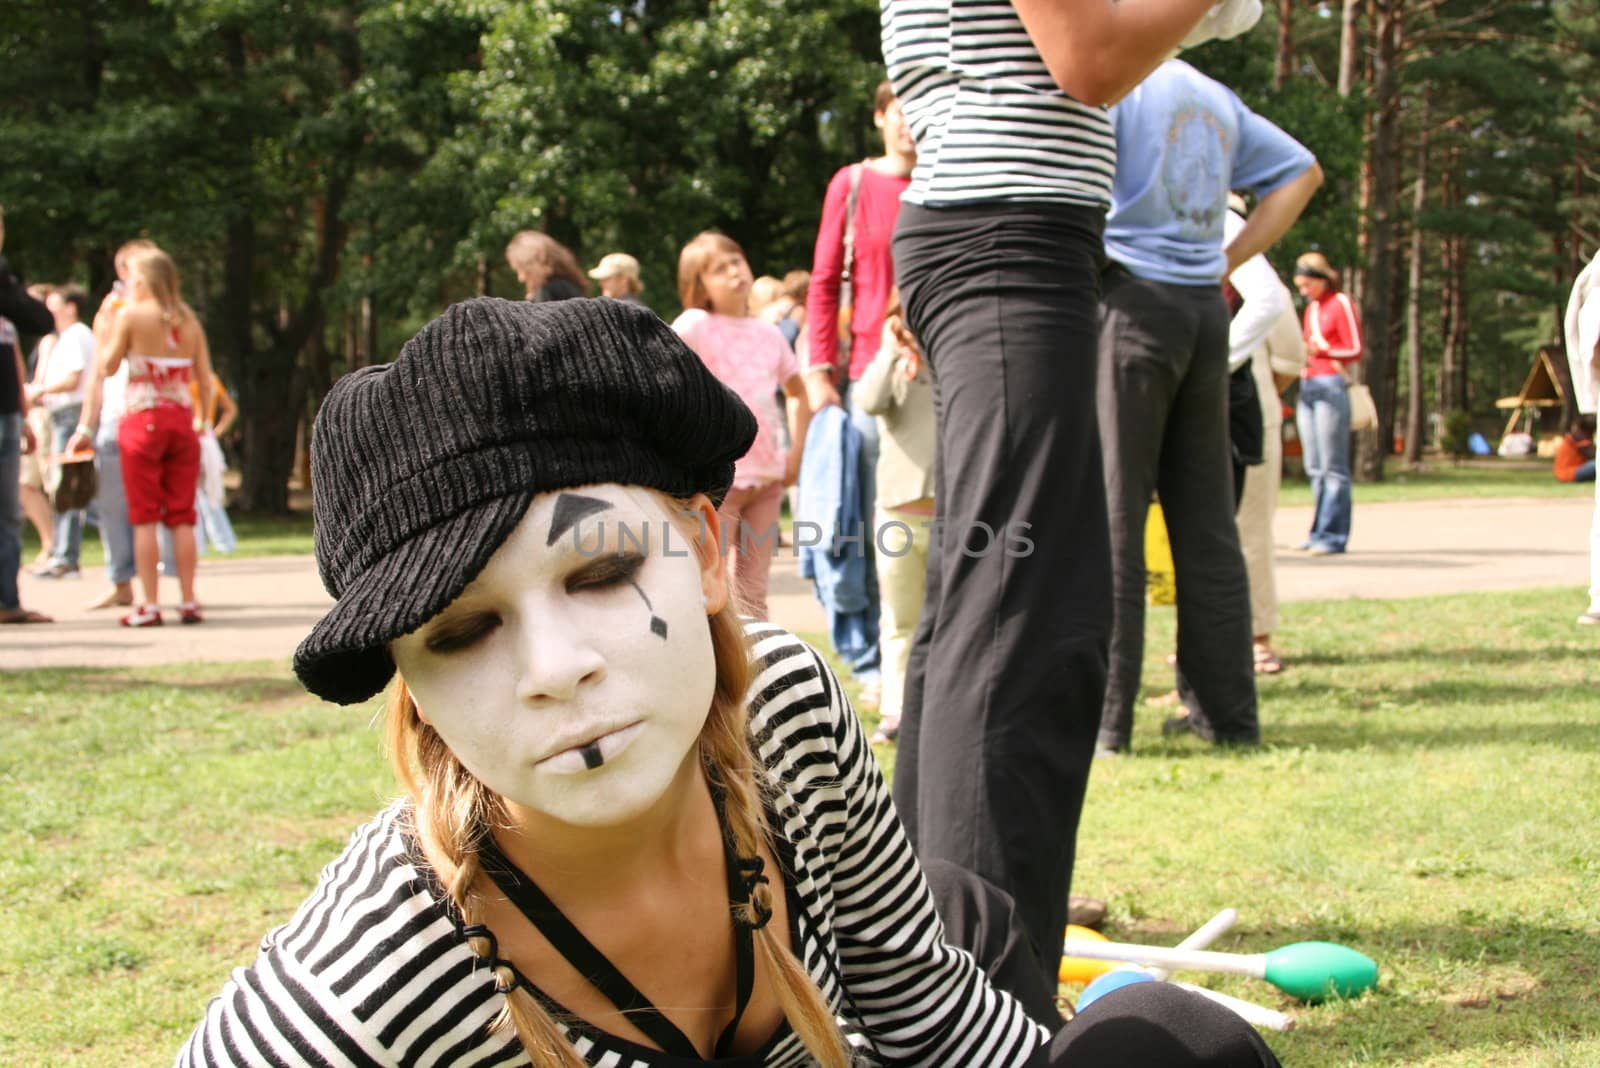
[698,612,852,1068]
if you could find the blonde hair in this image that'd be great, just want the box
[387,503,848,1067]
[129,248,194,326]
[114,238,159,275]
[505,231,591,296]
[677,232,745,313]
[1294,251,1342,291]
[749,276,784,317]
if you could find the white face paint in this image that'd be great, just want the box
[390,485,719,829]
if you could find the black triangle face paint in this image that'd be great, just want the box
[548,493,615,546]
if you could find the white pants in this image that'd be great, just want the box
[874,502,932,724]
[1589,472,1600,613]
[1236,350,1283,637]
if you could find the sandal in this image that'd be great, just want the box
[179,602,204,625]
[120,604,164,628]
[0,608,53,624]
[869,716,901,746]
[1253,643,1284,675]
[87,586,135,611]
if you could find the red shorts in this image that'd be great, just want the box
[119,405,200,527]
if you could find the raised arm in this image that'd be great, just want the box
[100,305,132,377]
[1010,0,1219,107]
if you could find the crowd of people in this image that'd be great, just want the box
[0,226,233,627]
[25,0,1575,1061]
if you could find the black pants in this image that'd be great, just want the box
[926,860,1282,1067]
[892,201,1112,995]
[1096,270,1258,752]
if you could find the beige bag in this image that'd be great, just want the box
[1347,382,1378,431]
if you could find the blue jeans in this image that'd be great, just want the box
[48,404,86,568]
[835,384,881,681]
[1296,374,1352,552]
[94,416,137,584]
[1,413,21,610]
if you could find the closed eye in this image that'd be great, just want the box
[424,612,501,654]
[568,552,645,592]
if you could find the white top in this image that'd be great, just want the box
[99,362,131,423]
[881,0,1117,208]
[1566,250,1600,416]
[175,624,1049,1067]
[1223,210,1302,375]
[40,320,93,411]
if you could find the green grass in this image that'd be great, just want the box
[1278,458,1588,507]
[2,588,1597,1065]
[20,511,315,569]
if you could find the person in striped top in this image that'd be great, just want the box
[880,0,1265,1006]
[1292,251,1364,555]
[178,299,1279,1066]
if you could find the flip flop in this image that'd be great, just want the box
[0,608,53,624]
[1253,645,1284,675]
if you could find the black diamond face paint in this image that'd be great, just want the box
[548,493,614,546]
[580,742,604,770]
[628,580,669,641]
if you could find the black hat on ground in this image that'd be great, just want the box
[293,297,757,705]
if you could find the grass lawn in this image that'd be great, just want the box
[20,512,316,571]
[2,587,1596,1065]
[1277,457,1590,507]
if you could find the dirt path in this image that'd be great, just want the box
[3,496,1589,671]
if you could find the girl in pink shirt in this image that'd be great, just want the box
[672,232,811,618]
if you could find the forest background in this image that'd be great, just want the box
[1,0,1595,512]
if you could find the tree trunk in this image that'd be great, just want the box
[1355,0,1402,482]
[1437,162,1457,417]
[1404,96,1428,463]
[1338,0,1361,97]
[1274,0,1294,91]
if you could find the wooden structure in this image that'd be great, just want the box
[1495,346,1568,437]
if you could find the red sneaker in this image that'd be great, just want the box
[121,605,164,628]
[179,602,204,625]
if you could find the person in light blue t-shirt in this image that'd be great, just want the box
[1095,59,1321,755]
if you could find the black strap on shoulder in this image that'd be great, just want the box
[709,779,760,1058]
[477,774,761,1060]
[478,836,701,1059]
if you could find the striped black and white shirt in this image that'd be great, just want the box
[881,0,1117,209]
[176,624,1048,1067]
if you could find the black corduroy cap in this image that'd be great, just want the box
[292,297,757,705]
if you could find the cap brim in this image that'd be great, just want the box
[294,491,535,705]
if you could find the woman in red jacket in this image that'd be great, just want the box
[1293,252,1363,555]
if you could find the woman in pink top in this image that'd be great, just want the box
[73,248,215,625]
[1292,251,1363,556]
[802,83,916,710]
[672,232,811,619]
